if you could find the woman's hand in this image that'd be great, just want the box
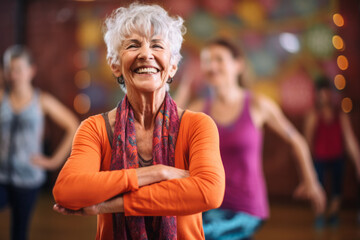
[53,203,100,216]
[293,181,326,215]
[159,164,190,180]
[136,164,189,187]
[54,195,125,215]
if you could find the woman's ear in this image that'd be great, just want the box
[168,63,178,79]
[235,58,244,75]
[108,59,122,77]
[30,65,37,80]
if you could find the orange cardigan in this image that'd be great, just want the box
[53,111,225,240]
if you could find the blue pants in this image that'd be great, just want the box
[203,209,263,240]
[0,184,40,240]
[314,157,344,198]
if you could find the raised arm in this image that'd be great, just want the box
[340,112,360,180]
[258,95,326,214]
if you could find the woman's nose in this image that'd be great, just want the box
[138,45,154,60]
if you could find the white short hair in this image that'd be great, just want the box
[103,3,186,66]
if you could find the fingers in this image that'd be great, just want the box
[53,204,84,216]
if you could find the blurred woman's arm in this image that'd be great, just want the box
[257,95,326,214]
[340,112,360,180]
[32,92,79,170]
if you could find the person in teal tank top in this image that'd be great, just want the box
[176,38,326,240]
[0,45,79,240]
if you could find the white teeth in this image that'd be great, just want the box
[135,67,158,74]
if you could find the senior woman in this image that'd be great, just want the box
[52,3,225,240]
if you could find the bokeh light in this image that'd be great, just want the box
[74,93,91,114]
[279,32,300,53]
[334,74,346,90]
[333,13,344,27]
[76,19,101,48]
[305,24,334,58]
[235,0,265,27]
[337,55,348,70]
[332,35,344,50]
[341,97,352,113]
[74,70,91,89]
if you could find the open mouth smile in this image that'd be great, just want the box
[134,67,160,74]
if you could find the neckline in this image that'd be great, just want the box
[206,91,249,128]
[6,90,37,115]
[103,109,188,149]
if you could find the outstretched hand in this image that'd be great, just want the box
[293,181,326,215]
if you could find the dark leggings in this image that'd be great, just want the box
[0,184,40,240]
[314,157,344,198]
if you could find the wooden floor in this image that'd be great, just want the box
[0,192,359,240]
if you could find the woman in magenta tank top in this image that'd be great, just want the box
[178,39,326,240]
[304,78,360,228]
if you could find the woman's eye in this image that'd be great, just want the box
[152,44,163,49]
[126,44,137,49]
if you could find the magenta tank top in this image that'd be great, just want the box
[204,92,268,219]
[313,114,343,160]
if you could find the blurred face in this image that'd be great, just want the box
[317,88,332,107]
[112,32,177,94]
[200,45,242,87]
[6,57,35,88]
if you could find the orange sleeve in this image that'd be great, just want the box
[53,115,139,210]
[123,113,225,216]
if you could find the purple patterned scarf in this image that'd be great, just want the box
[110,92,179,239]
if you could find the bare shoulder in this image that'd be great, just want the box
[249,92,279,117]
[39,91,56,103]
[339,110,351,125]
[253,92,277,108]
[39,91,59,110]
[305,108,317,120]
[187,98,205,112]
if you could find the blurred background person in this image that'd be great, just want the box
[175,38,325,240]
[303,76,360,229]
[0,45,78,240]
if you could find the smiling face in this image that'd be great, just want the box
[200,45,243,88]
[111,32,177,94]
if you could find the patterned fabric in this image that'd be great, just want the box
[110,92,179,240]
[0,90,45,188]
